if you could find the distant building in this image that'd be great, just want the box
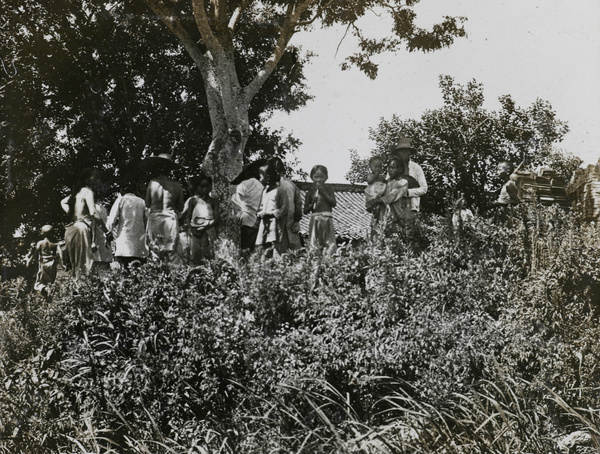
[295,182,372,242]
[567,159,600,221]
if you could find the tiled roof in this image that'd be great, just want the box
[294,182,372,240]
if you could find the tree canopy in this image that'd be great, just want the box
[141,0,468,191]
[0,0,309,250]
[347,75,581,213]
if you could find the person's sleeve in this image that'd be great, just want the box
[303,190,313,214]
[180,198,191,224]
[145,182,152,208]
[274,189,288,220]
[293,186,303,222]
[322,186,336,208]
[380,184,407,204]
[408,164,428,198]
[106,196,121,233]
[60,196,70,214]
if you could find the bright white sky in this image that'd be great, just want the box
[266,0,600,182]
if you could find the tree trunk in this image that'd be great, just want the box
[195,50,251,239]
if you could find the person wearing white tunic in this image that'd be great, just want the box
[107,181,148,266]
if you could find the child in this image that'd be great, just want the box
[365,156,387,223]
[27,225,63,295]
[379,156,420,234]
[303,165,337,254]
[255,162,287,256]
[452,193,474,230]
[181,174,220,263]
[107,179,148,267]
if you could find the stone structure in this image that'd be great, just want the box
[567,159,600,221]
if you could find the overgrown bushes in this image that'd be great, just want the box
[1,206,599,453]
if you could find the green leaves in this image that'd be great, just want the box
[348,75,580,214]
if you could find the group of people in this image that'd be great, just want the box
[25,137,521,294]
[231,157,339,257]
[364,138,428,240]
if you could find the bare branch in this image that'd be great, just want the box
[334,22,353,59]
[144,0,210,66]
[243,0,317,105]
[192,0,222,52]
[228,0,253,33]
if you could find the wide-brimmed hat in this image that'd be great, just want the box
[391,138,417,154]
[41,225,53,235]
[140,152,184,171]
[230,158,268,185]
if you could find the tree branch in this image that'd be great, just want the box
[144,0,210,66]
[297,0,336,27]
[243,0,316,105]
[228,0,253,33]
[192,0,222,52]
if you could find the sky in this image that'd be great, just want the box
[266,0,600,183]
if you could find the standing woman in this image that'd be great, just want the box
[60,168,106,278]
[231,159,267,253]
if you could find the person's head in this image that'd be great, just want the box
[498,161,514,179]
[263,161,280,190]
[41,225,53,239]
[455,195,468,210]
[391,138,416,164]
[120,178,138,196]
[395,149,412,167]
[387,157,405,180]
[77,168,101,192]
[190,174,213,198]
[270,157,286,177]
[310,165,328,185]
[369,156,384,175]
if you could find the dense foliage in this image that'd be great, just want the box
[0,0,309,252]
[1,205,599,453]
[346,76,582,214]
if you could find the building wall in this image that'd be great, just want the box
[567,160,600,221]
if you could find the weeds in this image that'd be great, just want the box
[0,207,598,452]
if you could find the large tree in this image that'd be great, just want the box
[140,0,467,193]
[0,0,309,251]
[347,75,581,213]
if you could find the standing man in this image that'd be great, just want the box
[389,138,428,245]
[143,153,184,263]
[271,157,303,253]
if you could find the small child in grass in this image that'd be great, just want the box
[27,225,63,295]
[303,165,337,254]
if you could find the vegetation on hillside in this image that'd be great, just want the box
[1,205,599,453]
